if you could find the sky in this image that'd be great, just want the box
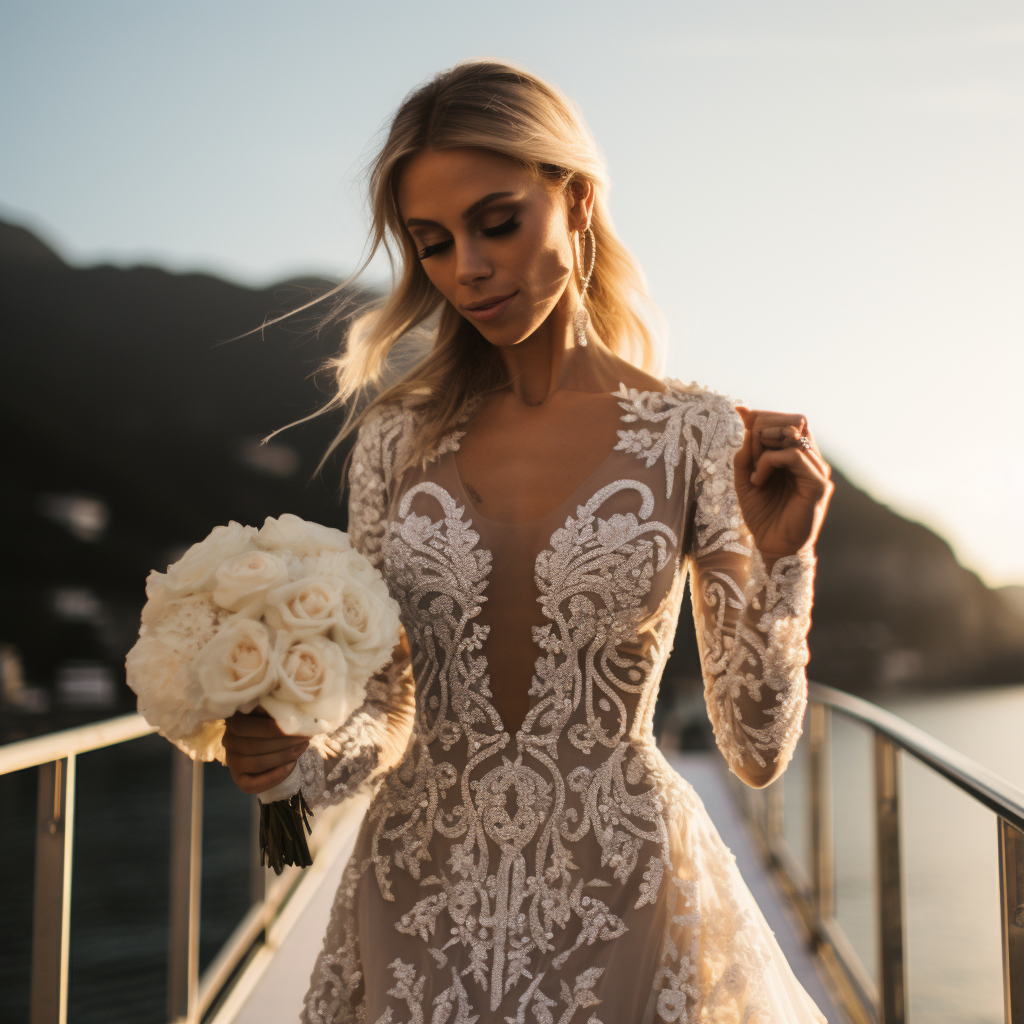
[2,0,1022,587]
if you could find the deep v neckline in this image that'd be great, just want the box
[448,385,667,526]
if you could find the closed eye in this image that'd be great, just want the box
[482,214,520,238]
[416,214,521,261]
[417,239,452,260]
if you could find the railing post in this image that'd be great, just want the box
[765,772,784,863]
[875,734,906,1024]
[168,751,203,1024]
[808,701,834,927]
[30,755,76,1024]
[998,816,1024,1023]
[250,797,265,908]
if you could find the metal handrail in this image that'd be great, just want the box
[1,713,347,1024]
[0,713,157,775]
[809,681,1024,830]
[733,680,1024,1024]
[9,684,1024,1023]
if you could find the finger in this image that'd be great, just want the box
[231,741,309,772]
[222,731,308,756]
[233,760,300,797]
[748,411,813,468]
[748,411,809,435]
[759,424,803,448]
[751,446,828,489]
[761,426,821,463]
[734,406,757,464]
[792,437,830,480]
[743,408,770,466]
[734,413,754,480]
[228,743,308,777]
[224,711,293,739]
[769,429,829,478]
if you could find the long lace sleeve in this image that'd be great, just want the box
[687,395,816,789]
[295,405,417,810]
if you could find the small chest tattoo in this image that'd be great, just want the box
[465,482,484,504]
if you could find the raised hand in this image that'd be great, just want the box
[223,708,310,795]
[732,406,834,564]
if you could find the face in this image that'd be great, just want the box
[396,147,587,347]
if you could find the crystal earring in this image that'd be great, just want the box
[573,226,596,347]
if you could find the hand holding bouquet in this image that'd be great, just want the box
[125,514,402,871]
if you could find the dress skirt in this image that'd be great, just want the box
[305,747,829,1024]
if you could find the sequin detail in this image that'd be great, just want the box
[296,381,825,1024]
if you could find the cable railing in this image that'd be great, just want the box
[5,682,1023,1024]
[0,716,350,1024]
[731,681,1024,1024]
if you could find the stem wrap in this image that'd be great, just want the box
[258,790,314,874]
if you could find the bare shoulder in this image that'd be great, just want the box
[602,357,668,395]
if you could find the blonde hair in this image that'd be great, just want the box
[280,58,667,491]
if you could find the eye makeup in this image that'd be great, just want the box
[415,212,522,261]
[417,239,452,260]
[482,213,520,237]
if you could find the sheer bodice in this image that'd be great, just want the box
[293,379,825,1024]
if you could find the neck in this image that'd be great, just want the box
[496,287,609,407]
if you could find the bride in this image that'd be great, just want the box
[223,58,833,1023]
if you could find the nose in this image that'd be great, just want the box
[456,239,492,287]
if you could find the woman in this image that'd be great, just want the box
[224,59,833,1023]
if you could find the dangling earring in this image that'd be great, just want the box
[573,226,596,347]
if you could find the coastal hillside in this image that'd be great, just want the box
[1,218,1021,737]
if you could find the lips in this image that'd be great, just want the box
[464,291,517,321]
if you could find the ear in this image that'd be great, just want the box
[566,176,596,233]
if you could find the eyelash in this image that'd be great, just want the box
[416,214,521,260]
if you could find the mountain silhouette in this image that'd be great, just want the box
[1,218,1021,736]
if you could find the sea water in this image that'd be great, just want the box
[781,683,1024,1024]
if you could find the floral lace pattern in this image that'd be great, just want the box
[296,381,826,1024]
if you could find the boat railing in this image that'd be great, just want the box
[5,682,1024,1024]
[0,716,350,1024]
[731,680,1024,1024]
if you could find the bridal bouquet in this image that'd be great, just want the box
[125,514,401,872]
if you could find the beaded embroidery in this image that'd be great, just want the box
[297,380,822,1024]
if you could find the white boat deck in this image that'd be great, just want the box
[212,751,842,1023]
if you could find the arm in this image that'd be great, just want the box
[688,397,818,788]
[224,405,416,804]
[296,629,415,808]
[293,404,416,809]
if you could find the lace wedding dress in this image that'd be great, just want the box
[292,378,827,1024]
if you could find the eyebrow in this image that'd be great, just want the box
[405,191,516,229]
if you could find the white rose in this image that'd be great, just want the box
[141,570,174,624]
[329,578,401,681]
[264,577,341,635]
[312,547,383,592]
[147,595,223,648]
[192,618,277,716]
[261,634,356,735]
[258,514,352,558]
[164,522,259,594]
[126,635,209,739]
[142,569,227,626]
[127,654,225,759]
[145,570,166,599]
[129,594,222,712]
[211,550,290,612]
[170,720,227,764]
